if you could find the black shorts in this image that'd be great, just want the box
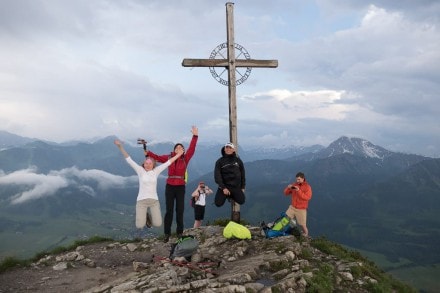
[214,187,245,207]
[194,204,205,220]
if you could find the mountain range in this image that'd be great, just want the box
[0,131,439,291]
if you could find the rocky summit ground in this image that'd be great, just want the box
[0,225,397,293]
[0,237,165,293]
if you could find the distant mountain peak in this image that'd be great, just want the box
[325,136,392,159]
[0,130,35,148]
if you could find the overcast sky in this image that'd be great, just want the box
[1,0,439,157]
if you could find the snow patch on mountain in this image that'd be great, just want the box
[333,136,392,159]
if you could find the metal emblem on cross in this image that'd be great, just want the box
[182,2,278,222]
[208,42,252,86]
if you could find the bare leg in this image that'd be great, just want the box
[301,225,309,237]
[193,220,202,228]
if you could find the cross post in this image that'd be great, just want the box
[182,2,278,222]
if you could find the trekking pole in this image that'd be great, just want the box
[137,138,148,157]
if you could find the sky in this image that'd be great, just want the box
[0,0,439,157]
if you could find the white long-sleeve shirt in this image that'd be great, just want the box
[125,156,171,201]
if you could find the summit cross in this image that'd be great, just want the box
[182,2,278,222]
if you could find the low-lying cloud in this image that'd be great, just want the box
[0,166,138,205]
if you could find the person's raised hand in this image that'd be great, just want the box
[191,125,198,136]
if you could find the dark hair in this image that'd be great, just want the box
[296,172,305,179]
[174,143,184,151]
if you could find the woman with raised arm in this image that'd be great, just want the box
[114,139,183,231]
[146,126,198,243]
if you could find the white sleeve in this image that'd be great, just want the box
[154,160,171,175]
[125,156,143,174]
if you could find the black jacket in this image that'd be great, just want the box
[214,146,246,189]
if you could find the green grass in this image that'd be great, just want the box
[309,237,417,293]
[349,246,440,292]
[0,235,113,273]
[312,237,366,262]
[306,262,334,293]
[40,236,113,256]
[0,205,135,261]
[387,264,440,293]
[0,256,30,273]
[356,247,412,270]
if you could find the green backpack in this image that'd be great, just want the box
[261,213,301,238]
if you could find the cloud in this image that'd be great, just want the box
[0,166,137,205]
[0,1,439,157]
[257,4,440,155]
[280,5,440,113]
[242,89,353,123]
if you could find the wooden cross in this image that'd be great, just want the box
[182,2,278,222]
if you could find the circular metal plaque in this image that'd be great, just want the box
[209,43,252,86]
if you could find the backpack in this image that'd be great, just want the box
[261,213,301,238]
[190,196,195,208]
[169,235,199,261]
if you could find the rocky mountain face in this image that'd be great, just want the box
[295,136,425,162]
[320,136,392,159]
[0,225,413,293]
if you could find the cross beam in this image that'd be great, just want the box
[181,2,278,222]
[182,2,278,149]
[182,59,278,68]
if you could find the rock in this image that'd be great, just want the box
[52,262,68,271]
[126,243,138,252]
[340,271,354,281]
[0,225,408,293]
[133,261,149,272]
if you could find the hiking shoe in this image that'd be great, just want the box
[146,212,152,228]
[301,234,312,241]
[163,235,170,243]
[176,233,183,239]
[289,218,297,227]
